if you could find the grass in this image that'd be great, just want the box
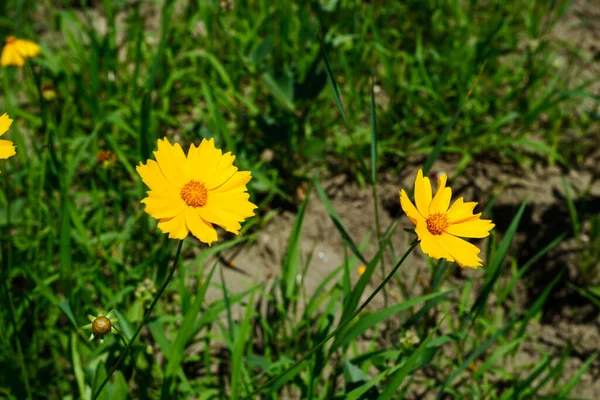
[1,0,599,399]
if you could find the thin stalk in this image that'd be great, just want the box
[371,182,387,307]
[92,239,185,400]
[243,241,418,399]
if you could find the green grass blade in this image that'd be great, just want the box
[379,317,446,399]
[558,352,598,398]
[281,190,310,308]
[370,77,377,185]
[313,178,368,265]
[562,177,580,237]
[437,316,519,398]
[516,270,563,339]
[333,289,454,350]
[231,290,256,399]
[498,232,567,303]
[468,197,529,322]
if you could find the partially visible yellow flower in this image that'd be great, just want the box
[137,138,257,245]
[41,82,57,101]
[0,113,16,172]
[357,265,366,276]
[82,310,119,343]
[1,36,40,67]
[399,169,494,268]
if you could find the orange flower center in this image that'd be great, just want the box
[92,316,111,336]
[180,180,208,207]
[426,213,449,235]
[5,36,16,44]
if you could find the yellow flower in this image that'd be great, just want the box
[137,138,257,245]
[0,113,16,171]
[1,36,40,67]
[357,265,366,276]
[399,169,494,268]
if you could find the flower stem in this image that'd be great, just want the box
[92,239,184,400]
[244,240,418,399]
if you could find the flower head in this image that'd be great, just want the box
[82,310,119,343]
[137,138,257,245]
[1,36,40,67]
[41,82,57,101]
[0,113,16,172]
[399,169,494,268]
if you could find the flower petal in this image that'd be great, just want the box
[414,169,432,218]
[429,174,452,214]
[14,39,40,58]
[136,159,180,197]
[0,113,13,136]
[188,138,237,188]
[141,194,186,219]
[207,191,257,218]
[207,152,238,190]
[185,207,218,245]
[212,170,252,194]
[437,233,483,268]
[1,47,25,67]
[446,197,478,224]
[445,215,495,238]
[157,211,189,239]
[154,137,188,187]
[399,189,424,225]
[416,221,455,263]
[0,140,16,159]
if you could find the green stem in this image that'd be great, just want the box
[371,182,388,307]
[244,241,418,399]
[92,239,184,400]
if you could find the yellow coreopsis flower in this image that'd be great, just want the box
[0,113,16,171]
[1,36,40,67]
[399,169,494,268]
[137,138,257,245]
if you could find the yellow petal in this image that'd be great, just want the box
[14,39,40,58]
[445,215,495,238]
[136,159,180,196]
[157,211,189,239]
[446,197,478,224]
[208,192,257,218]
[154,138,188,187]
[0,113,13,136]
[141,194,186,219]
[414,169,432,218]
[207,151,238,190]
[187,138,230,186]
[1,47,25,67]
[399,189,424,225]
[0,140,16,159]
[212,170,252,194]
[437,233,483,268]
[416,221,455,263]
[428,174,452,214]
[185,207,218,245]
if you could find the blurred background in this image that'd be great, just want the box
[0,0,599,399]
